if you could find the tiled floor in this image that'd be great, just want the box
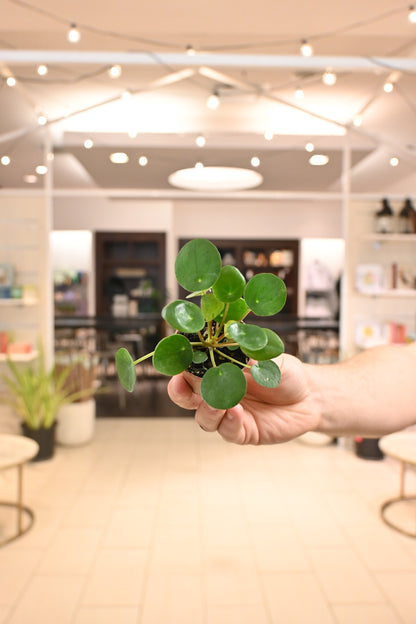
[1,418,416,624]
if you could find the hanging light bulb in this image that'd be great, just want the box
[409,5,416,22]
[67,24,80,43]
[6,76,16,87]
[322,71,337,86]
[138,156,148,166]
[251,156,260,167]
[383,81,394,93]
[300,40,313,57]
[1,155,11,166]
[84,139,94,149]
[37,114,47,126]
[353,115,362,127]
[37,64,48,76]
[186,44,196,56]
[196,135,206,147]
[295,87,304,99]
[35,165,48,175]
[206,92,220,110]
[108,65,122,79]
[305,142,314,152]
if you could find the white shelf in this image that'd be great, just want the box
[356,289,416,298]
[0,350,38,362]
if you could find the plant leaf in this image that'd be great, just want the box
[201,293,224,322]
[241,328,284,360]
[244,273,287,316]
[115,348,136,392]
[215,298,249,324]
[162,300,205,333]
[213,265,246,302]
[250,360,281,388]
[200,363,247,409]
[152,334,193,376]
[175,238,222,292]
[192,350,208,364]
[226,322,267,350]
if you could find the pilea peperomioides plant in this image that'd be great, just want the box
[116,238,287,410]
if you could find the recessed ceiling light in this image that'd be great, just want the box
[84,139,94,149]
[108,65,122,79]
[264,129,274,141]
[168,166,263,192]
[138,156,148,166]
[23,174,38,184]
[295,88,304,99]
[1,155,11,166]
[35,165,48,175]
[322,71,336,86]
[109,152,129,164]
[196,135,206,147]
[305,142,314,152]
[195,162,204,169]
[6,76,16,87]
[251,156,260,167]
[353,115,362,127]
[390,157,399,167]
[37,64,48,76]
[37,114,47,126]
[309,154,329,166]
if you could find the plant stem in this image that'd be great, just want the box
[209,347,217,367]
[133,352,154,366]
[213,348,251,369]
[214,303,229,338]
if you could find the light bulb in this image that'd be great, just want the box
[309,154,329,166]
[195,162,204,169]
[35,165,48,175]
[84,139,94,149]
[305,142,314,152]
[196,135,206,147]
[67,24,80,43]
[6,76,16,87]
[186,45,196,56]
[109,152,129,164]
[1,155,11,166]
[264,129,274,141]
[37,114,47,126]
[300,40,313,57]
[295,87,304,99]
[353,115,362,127]
[322,71,336,86]
[251,156,260,167]
[128,129,137,139]
[138,156,148,166]
[37,64,48,76]
[23,174,38,184]
[390,157,399,167]
[108,65,122,78]
[409,5,416,22]
[206,93,220,110]
[384,81,394,93]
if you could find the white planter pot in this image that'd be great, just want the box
[56,399,96,446]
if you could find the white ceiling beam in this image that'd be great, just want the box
[1,50,416,72]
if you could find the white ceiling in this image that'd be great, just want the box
[1,0,416,195]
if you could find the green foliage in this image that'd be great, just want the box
[2,346,97,430]
[116,238,287,410]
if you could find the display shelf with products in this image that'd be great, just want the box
[344,199,416,355]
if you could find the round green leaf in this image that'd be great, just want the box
[175,239,222,292]
[201,363,247,409]
[226,322,267,350]
[115,348,136,392]
[244,273,287,316]
[250,360,281,388]
[216,298,249,324]
[213,265,246,303]
[153,335,193,376]
[201,293,224,322]
[241,328,284,360]
[192,350,208,364]
[162,300,205,333]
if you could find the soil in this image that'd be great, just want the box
[183,325,249,378]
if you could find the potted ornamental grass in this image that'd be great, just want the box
[116,238,287,410]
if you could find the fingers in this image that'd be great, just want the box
[167,373,201,410]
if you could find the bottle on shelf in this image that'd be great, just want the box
[398,198,416,234]
[374,198,394,234]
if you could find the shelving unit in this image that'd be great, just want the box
[344,200,416,355]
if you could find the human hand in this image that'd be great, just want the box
[167,354,321,445]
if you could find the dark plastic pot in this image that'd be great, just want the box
[354,437,384,460]
[21,422,56,461]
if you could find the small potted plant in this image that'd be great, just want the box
[54,351,100,447]
[116,238,287,410]
[2,347,97,460]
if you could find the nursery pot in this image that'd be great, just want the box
[354,437,384,460]
[21,422,56,461]
[56,399,96,447]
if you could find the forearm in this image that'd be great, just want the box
[306,342,416,437]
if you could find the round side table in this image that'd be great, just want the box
[379,432,416,538]
[0,434,39,547]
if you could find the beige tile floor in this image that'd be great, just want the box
[1,418,416,624]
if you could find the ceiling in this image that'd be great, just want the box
[1,0,416,196]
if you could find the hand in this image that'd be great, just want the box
[167,354,321,445]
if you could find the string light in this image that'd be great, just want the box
[6,76,16,87]
[206,92,220,110]
[108,65,122,78]
[409,5,416,22]
[196,135,206,147]
[322,71,337,86]
[300,40,313,57]
[67,24,81,43]
[1,155,11,166]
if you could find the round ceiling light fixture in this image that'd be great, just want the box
[168,166,263,192]
[309,154,329,166]
[109,152,129,164]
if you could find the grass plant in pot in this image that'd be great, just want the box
[116,238,287,410]
[54,351,100,447]
[2,347,97,460]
